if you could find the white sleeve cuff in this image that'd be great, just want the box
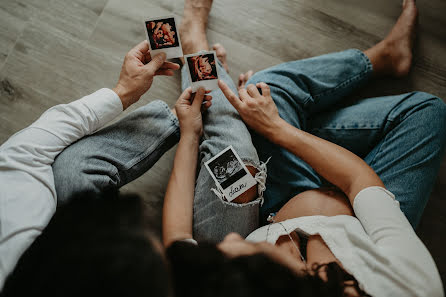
[79,88,123,128]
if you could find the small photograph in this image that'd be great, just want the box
[187,53,217,82]
[208,149,245,189]
[205,146,257,202]
[144,16,183,59]
[185,51,220,92]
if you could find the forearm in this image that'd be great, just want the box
[162,135,199,247]
[269,119,384,204]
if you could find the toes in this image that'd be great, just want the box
[213,43,229,72]
[246,70,254,80]
[238,73,245,89]
[213,43,225,54]
[213,43,227,57]
[237,70,255,90]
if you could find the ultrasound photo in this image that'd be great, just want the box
[207,148,246,189]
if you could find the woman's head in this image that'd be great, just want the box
[218,232,308,276]
[167,237,369,297]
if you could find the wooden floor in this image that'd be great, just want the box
[1,0,445,285]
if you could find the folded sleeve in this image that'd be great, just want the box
[0,88,122,290]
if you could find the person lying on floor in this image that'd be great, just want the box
[163,0,445,296]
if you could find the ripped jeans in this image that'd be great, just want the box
[52,50,446,243]
[52,59,266,243]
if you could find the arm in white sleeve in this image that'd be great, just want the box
[353,187,444,297]
[0,88,122,290]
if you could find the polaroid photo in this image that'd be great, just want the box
[205,146,257,202]
[184,51,220,92]
[144,15,183,59]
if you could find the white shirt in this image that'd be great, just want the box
[0,89,123,290]
[247,187,444,297]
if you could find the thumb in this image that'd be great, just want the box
[192,88,206,110]
[145,52,167,75]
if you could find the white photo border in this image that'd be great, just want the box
[204,146,257,202]
[143,15,183,59]
[184,51,220,92]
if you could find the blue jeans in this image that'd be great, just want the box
[53,59,265,243]
[53,49,446,243]
[246,49,446,227]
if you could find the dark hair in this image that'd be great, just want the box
[166,241,370,297]
[2,191,170,297]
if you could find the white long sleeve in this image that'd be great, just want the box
[0,88,123,290]
[353,187,444,297]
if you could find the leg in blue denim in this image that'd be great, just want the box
[246,49,373,222]
[186,60,265,243]
[52,100,180,205]
[247,49,446,227]
[310,92,446,227]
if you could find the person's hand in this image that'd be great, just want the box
[113,40,180,110]
[175,87,212,139]
[218,80,284,139]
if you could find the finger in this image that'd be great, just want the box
[246,84,260,98]
[178,87,193,103]
[159,61,180,70]
[201,100,212,112]
[154,69,174,76]
[218,80,243,109]
[238,88,251,102]
[259,82,271,97]
[132,40,150,55]
[144,52,167,75]
[192,88,206,110]
[204,95,213,101]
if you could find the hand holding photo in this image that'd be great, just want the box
[144,16,183,59]
[185,51,220,92]
[205,146,257,202]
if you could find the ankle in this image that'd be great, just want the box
[180,31,209,54]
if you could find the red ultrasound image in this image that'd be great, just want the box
[187,54,218,82]
[146,18,179,49]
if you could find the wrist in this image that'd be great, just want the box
[112,83,133,110]
[264,118,289,142]
[179,132,201,144]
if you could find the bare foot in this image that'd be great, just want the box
[365,0,418,77]
[213,43,229,73]
[237,70,254,90]
[180,0,213,55]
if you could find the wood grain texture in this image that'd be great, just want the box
[0,0,445,284]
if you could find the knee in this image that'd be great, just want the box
[53,146,111,205]
[410,92,446,149]
[412,92,446,129]
[52,147,83,204]
[231,166,258,204]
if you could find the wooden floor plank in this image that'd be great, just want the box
[0,0,445,285]
[0,8,25,70]
[29,0,109,40]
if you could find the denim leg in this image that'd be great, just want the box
[310,92,446,228]
[246,49,373,222]
[52,100,180,205]
[186,61,265,243]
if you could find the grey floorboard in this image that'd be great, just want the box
[0,0,445,287]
